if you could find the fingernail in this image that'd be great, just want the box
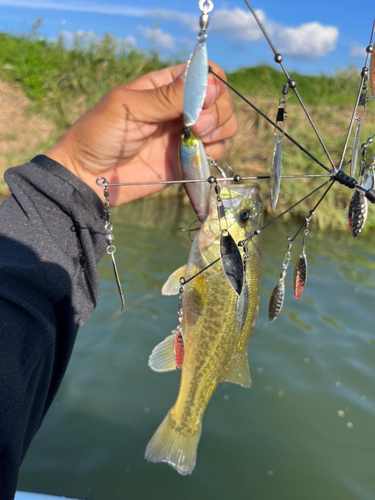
[204,75,219,108]
[196,114,216,135]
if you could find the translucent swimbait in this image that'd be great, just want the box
[179,130,211,221]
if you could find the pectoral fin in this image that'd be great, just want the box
[161,265,187,296]
[148,334,176,372]
[223,355,251,388]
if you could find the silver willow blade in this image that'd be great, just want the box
[269,279,285,322]
[270,137,282,212]
[236,282,249,332]
[351,118,361,177]
[362,170,374,191]
[370,50,375,102]
[220,231,243,296]
[269,240,292,321]
[293,253,307,300]
[348,188,368,237]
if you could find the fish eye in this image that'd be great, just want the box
[183,132,190,141]
[240,209,251,221]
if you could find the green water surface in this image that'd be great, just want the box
[18,197,375,500]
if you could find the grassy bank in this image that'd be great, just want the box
[0,30,374,230]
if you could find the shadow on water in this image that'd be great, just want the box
[18,197,375,500]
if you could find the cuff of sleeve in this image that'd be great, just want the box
[30,154,105,219]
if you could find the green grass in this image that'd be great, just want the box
[227,64,361,106]
[0,29,169,129]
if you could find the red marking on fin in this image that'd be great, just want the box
[173,331,184,369]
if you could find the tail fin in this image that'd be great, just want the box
[145,410,202,476]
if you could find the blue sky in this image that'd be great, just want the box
[0,0,373,74]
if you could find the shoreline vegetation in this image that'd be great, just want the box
[0,29,374,230]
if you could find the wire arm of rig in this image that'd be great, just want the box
[242,0,337,172]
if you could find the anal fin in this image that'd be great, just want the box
[223,355,251,388]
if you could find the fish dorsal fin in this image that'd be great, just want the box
[223,355,251,388]
[161,265,187,296]
[148,334,177,372]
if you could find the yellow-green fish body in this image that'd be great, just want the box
[146,182,262,475]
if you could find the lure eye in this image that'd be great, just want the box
[240,209,250,221]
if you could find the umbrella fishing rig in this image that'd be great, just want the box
[96,0,375,323]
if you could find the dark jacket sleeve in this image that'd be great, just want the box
[0,155,107,498]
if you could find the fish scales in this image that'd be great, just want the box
[146,182,262,475]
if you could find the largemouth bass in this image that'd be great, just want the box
[145,181,262,475]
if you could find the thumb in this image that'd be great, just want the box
[136,71,185,123]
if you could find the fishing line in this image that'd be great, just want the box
[179,220,201,242]
[289,181,336,243]
[243,0,336,171]
[209,68,330,173]
[181,257,220,285]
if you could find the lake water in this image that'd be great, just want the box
[18,197,375,500]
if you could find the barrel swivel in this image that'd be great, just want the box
[332,169,375,204]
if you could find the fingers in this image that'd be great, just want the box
[123,63,186,91]
[203,61,227,108]
[116,60,230,128]
[201,114,238,144]
[205,140,228,162]
[193,87,234,137]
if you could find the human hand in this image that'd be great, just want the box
[46,61,238,206]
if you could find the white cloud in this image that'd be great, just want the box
[275,22,339,60]
[191,6,338,60]
[0,0,195,25]
[122,35,137,48]
[56,30,137,50]
[0,0,148,16]
[210,8,266,41]
[350,45,366,58]
[138,27,175,50]
[58,29,96,47]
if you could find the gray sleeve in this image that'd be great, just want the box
[0,155,107,497]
